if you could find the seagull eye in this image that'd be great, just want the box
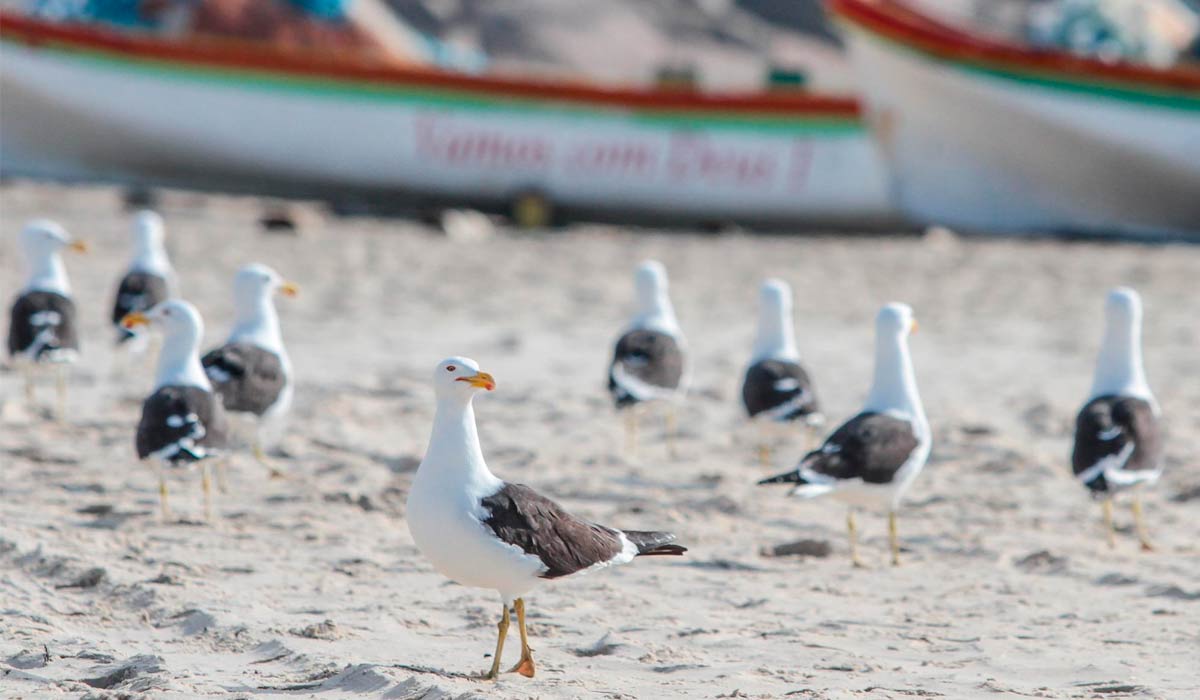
[446,365,456,372]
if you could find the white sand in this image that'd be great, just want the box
[2,183,1198,699]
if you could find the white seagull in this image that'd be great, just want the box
[202,263,297,473]
[760,303,929,567]
[407,357,686,679]
[741,279,823,465]
[1071,287,1163,551]
[111,210,176,349]
[7,219,87,418]
[123,300,229,520]
[606,260,689,456]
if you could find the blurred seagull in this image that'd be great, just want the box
[111,210,175,350]
[760,304,929,567]
[1072,288,1162,551]
[202,264,297,475]
[408,357,686,679]
[7,220,87,420]
[124,300,229,520]
[607,260,688,457]
[742,279,823,466]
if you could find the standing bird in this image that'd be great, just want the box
[759,303,929,567]
[742,279,823,466]
[123,300,229,520]
[112,211,175,348]
[7,220,87,418]
[1072,288,1162,551]
[201,264,297,472]
[607,260,688,457]
[408,357,686,680]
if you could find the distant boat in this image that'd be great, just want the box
[830,0,1200,236]
[0,11,895,228]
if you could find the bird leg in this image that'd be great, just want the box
[216,458,230,494]
[847,509,865,568]
[507,597,536,677]
[1132,494,1154,552]
[55,366,67,423]
[483,604,511,680]
[253,440,284,479]
[665,405,678,459]
[23,367,36,407]
[756,421,771,467]
[1102,498,1116,549]
[157,463,171,521]
[201,462,213,522]
[888,510,901,566]
[623,408,638,459]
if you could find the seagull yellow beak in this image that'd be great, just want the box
[457,371,496,391]
[69,239,89,253]
[279,281,299,298]
[121,311,150,329]
[910,319,919,334]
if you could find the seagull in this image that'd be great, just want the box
[407,357,686,679]
[1072,288,1163,551]
[759,303,929,567]
[7,220,87,419]
[742,279,823,465]
[122,300,229,520]
[112,210,175,350]
[201,264,297,473]
[607,260,688,457]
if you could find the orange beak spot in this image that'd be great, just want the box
[910,319,919,334]
[457,371,496,391]
[121,311,150,329]
[279,281,299,298]
[69,240,89,253]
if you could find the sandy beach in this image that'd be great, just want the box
[2,182,1198,699]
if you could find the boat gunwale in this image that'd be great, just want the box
[0,10,863,120]
[829,0,1200,99]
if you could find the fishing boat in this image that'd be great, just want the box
[0,11,895,227]
[830,0,1200,236]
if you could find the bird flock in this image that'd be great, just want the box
[6,214,1166,680]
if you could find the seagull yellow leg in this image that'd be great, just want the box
[1132,494,1154,552]
[888,510,901,566]
[756,421,771,467]
[484,604,511,680]
[848,509,865,568]
[623,408,638,459]
[201,462,213,522]
[1102,498,1116,549]
[253,440,285,478]
[665,406,678,459]
[55,366,67,423]
[157,464,171,521]
[216,457,230,494]
[507,598,536,677]
[23,368,36,407]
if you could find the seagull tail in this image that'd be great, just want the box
[623,530,687,556]
[758,469,804,486]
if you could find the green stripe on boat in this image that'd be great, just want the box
[1,35,865,135]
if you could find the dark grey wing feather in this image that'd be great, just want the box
[1072,395,1162,493]
[136,385,228,463]
[786,412,918,485]
[742,359,819,420]
[607,329,684,407]
[7,291,79,359]
[202,342,286,415]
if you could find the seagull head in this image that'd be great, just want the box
[234,263,299,305]
[121,299,203,337]
[435,356,496,399]
[877,302,917,337]
[132,209,165,248]
[1105,287,1141,327]
[635,260,668,302]
[760,278,792,313]
[21,219,87,260]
